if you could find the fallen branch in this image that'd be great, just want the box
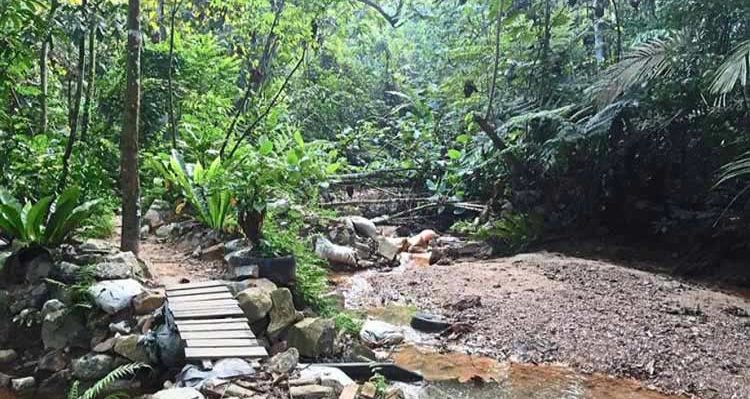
[320,196,434,207]
[371,201,487,224]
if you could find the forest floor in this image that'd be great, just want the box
[355,251,750,399]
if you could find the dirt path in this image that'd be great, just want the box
[357,251,750,399]
[109,218,223,287]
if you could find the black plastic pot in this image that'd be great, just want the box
[230,255,296,287]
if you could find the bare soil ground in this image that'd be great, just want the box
[364,251,750,399]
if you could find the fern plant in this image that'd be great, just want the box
[67,362,149,399]
[0,187,102,246]
[148,150,234,231]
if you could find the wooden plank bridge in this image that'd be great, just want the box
[166,281,268,361]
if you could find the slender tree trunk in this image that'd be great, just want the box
[40,40,49,134]
[166,0,181,149]
[611,0,623,61]
[40,1,59,135]
[59,0,88,192]
[485,0,504,120]
[81,7,97,142]
[155,0,166,43]
[121,0,142,255]
[593,0,606,65]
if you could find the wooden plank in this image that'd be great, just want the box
[171,308,244,319]
[185,347,268,360]
[180,330,255,340]
[167,286,230,297]
[166,281,226,291]
[185,338,259,348]
[174,318,248,325]
[169,300,239,310]
[167,292,234,303]
[178,322,251,332]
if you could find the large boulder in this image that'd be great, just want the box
[72,353,115,380]
[267,288,299,339]
[11,376,35,393]
[38,350,68,372]
[24,249,53,284]
[73,239,118,264]
[287,318,336,358]
[237,288,273,323]
[41,300,89,350]
[298,365,354,395]
[113,334,149,363]
[93,252,145,280]
[89,279,144,314]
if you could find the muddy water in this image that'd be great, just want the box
[338,273,686,399]
[391,346,682,399]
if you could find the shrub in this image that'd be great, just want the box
[0,187,102,246]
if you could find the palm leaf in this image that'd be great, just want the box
[589,32,682,105]
[710,39,750,97]
[0,204,26,240]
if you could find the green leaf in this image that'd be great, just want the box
[456,134,470,145]
[293,131,305,148]
[259,137,274,155]
[447,149,462,160]
[25,196,53,242]
[286,150,299,165]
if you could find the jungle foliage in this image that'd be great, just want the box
[0,0,749,272]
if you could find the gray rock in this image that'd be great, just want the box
[152,388,205,399]
[360,320,404,347]
[0,252,11,269]
[74,239,117,263]
[267,288,299,338]
[224,247,256,267]
[0,372,10,388]
[229,264,259,280]
[109,320,132,335]
[38,350,67,372]
[11,376,35,392]
[51,261,81,284]
[25,251,53,283]
[155,224,177,239]
[41,301,89,350]
[93,251,144,280]
[224,238,248,254]
[37,370,71,397]
[72,353,114,380]
[269,347,299,374]
[287,318,336,358]
[92,337,116,353]
[41,299,65,316]
[0,349,17,364]
[143,200,171,230]
[237,288,273,323]
[113,335,149,363]
[298,366,354,394]
[89,279,144,314]
[289,384,334,399]
[133,291,165,315]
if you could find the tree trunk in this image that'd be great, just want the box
[59,0,88,191]
[81,8,97,142]
[40,1,59,135]
[612,0,623,61]
[155,0,166,43]
[121,0,142,255]
[593,0,607,65]
[40,40,48,134]
[167,0,181,149]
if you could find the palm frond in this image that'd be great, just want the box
[715,151,750,188]
[589,32,683,106]
[710,39,750,97]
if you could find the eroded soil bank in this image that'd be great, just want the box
[349,251,750,399]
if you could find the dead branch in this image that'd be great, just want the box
[354,0,405,28]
